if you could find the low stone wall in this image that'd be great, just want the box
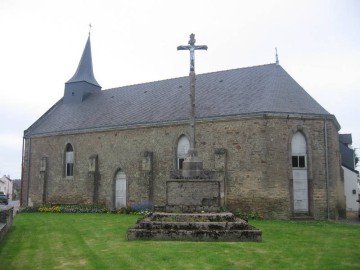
[0,206,14,242]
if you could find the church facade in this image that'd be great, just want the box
[21,36,345,219]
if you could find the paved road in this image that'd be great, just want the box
[8,200,20,216]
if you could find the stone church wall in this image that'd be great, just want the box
[22,115,344,219]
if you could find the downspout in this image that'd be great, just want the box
[324,117,330,220]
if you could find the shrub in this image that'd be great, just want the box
[114,206,133,214]
[18,206,39,213]
[129,202,152,212]
[113,202,153,216]
[18,204,109,214]
[18,203,154,216]
[38,206,61,213]
[58,204,108,213]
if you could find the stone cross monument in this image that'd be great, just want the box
[177,34,208,178]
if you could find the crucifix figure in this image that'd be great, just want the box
[177,33,208,72]
[177,34,208,177]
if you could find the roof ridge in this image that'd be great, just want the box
[105,63,278,91]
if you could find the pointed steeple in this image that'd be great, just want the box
[63,34,101,104]
[66,34,100,86]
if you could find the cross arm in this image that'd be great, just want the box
[177,45,191,51]
[194,45,208,50]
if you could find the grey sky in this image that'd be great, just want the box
[1,0,359,179]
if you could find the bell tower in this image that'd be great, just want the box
[63,34,101,104]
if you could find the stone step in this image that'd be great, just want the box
[165,205,221,213]
[127,228,262,242]
[151,212,236,222]
[128,212,262,242]
[137,221,250,230]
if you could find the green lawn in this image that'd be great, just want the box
[0,213,359,270]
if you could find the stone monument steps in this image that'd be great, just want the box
[127,212,262,242]
[127,228,261,242]
[137,221,250,230]
[151,212,237,222]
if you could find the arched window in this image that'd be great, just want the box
[291,131,308,213]
[65,143,74,177]
[177,135,190,169]
[291,132,307,168]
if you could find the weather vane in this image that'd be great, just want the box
[89,23,92,35]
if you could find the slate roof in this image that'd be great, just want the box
[340,142,355,171]
[339,134,352,145]
[66,35,101,87]
[339,134,357,172]
[25,64,332,137]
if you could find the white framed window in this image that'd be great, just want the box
[65,143,74,177]
[291,132,307,168]
[177,135,190,169]
[292,155,306,168]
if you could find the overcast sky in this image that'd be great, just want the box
[1,0,359,179]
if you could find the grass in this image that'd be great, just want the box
[0,213,359,270]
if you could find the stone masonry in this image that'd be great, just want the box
[166,180,221,212]
[21,114,345,219]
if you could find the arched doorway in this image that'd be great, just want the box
[291,132,309,213]
[115,170,127,209]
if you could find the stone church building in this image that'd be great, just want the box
[21,35,345,219]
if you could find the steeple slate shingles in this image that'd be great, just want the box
[63,35,101,104]
[66,35,100,87]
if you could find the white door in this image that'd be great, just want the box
[115,171,126,209]
[293,170,308,212]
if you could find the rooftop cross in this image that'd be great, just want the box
[275,47,279,65]
[177,33,208,72]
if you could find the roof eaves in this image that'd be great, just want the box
[342,165,359,174]
[24,98,64,138]
[24,111,336,138]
